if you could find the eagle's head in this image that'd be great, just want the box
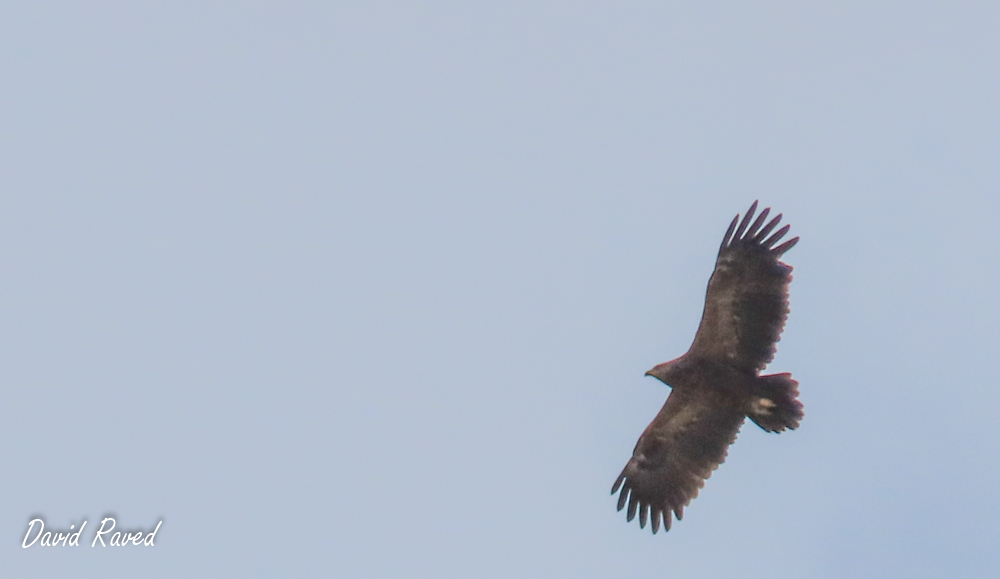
[644,358,685,386]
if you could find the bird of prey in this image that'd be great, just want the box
[612,201,802,534]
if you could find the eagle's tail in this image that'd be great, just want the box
[747,373,803,433]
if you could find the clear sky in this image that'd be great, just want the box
[2,2,998,577]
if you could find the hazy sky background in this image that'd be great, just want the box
[2,2,998,577]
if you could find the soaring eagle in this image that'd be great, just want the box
[612,201,803,534]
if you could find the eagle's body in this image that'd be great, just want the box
[612,201,802,534]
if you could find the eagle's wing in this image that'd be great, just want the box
[688,201,798,372]
[611,388,745,533]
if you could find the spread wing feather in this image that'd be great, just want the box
[688,201,797,372]
[611,388,745,533]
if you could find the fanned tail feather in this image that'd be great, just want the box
[747,373,803,433]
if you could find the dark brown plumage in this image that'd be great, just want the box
[612,201,803,534]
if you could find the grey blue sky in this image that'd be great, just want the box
[2,2,998,577]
